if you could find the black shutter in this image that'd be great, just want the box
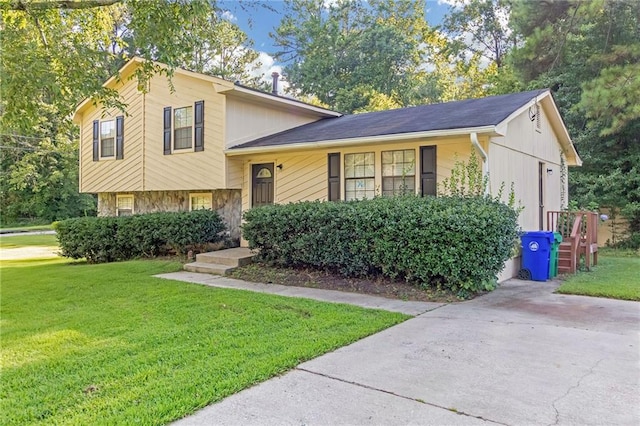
[420,146,437,196]
[92,120,99,161]
[328,153,340,201]
[115,115,124,160]
[194,100,204,152]
[163,106,172,155]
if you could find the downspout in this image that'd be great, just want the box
[470,132,490,195]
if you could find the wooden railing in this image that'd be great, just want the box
[547,210,599,272]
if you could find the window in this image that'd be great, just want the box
[92,116,124,161]
[174,106,193,150]
[345,152,375,201]
[116,194,134,216]
[164,101,204,155]
[190,192,212,211]
[100,120,115,157]
[382,149,415,196]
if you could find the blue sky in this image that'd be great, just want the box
[220,1,450,55]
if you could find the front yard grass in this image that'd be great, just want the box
[556,249,640,301]
[0,233,58,249]
[1,258,408,425]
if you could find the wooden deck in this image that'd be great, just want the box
[547,211,599,274]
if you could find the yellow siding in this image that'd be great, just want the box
[143,72,226,191]
[489,107,566,231]
[238,137,474,212]
[79,79,144,193]
[225,97,322,148]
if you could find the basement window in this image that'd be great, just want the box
[116,194,134,216]
[190,193,212,210]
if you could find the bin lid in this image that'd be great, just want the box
[522,231,554,238]
[553,232,563,243]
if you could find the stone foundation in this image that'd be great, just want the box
[97,190,242,243]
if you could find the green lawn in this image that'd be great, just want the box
[0,233,58,249]
[1,258,408,425]
[557,250,640,301]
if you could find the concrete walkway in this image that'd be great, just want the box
[162,274,640,426]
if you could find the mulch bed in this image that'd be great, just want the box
[228,262,460,303]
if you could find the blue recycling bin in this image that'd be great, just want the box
[520,231,554,281]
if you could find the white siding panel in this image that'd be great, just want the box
[225,97,322,148]
[79,78,144,193]
[143,72,226,191]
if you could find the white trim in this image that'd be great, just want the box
[189,192,213,211]
[225,125,497,156]
[116,194,134,216]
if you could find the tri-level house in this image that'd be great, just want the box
[73,57,583,280]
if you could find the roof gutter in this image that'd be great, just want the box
[470,132,490,195]
[225,125,497,156]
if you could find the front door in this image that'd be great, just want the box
[252,163,274,207]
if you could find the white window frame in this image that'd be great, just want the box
[116,194,134,216]
[189,192,212,211]
[173,106,194,152]
[100,119,116,160]
[382,149,416,197]
[344,152,376,201]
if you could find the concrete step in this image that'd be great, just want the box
[184,262,235,275]
[195,247,255,267]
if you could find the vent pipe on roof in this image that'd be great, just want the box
[271,72,279,95]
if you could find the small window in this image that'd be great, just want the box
[100,120,115,158]
[256,168,272,179]
[382,149,415,196]
[174,106,193,150]
[189,192,212,211]
[116,194,134,216]
[345,152,375,201]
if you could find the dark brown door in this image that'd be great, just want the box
[252,163,274,207]
[539,162,544,230]
[420,146,437,196]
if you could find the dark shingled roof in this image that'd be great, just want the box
[231,90,545,149]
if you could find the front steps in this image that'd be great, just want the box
[184,247,255,275]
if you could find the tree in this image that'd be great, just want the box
[0,0,262,223]
[510,0,640,245]
[440,0,516,69]
[272,0,429,113]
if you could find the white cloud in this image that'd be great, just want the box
[220,10,237,22]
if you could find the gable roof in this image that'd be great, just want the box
[72,57,340,122]
[227,89,581,166]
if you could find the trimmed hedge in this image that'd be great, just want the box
[242,196,520,296]
[54,210,226,263]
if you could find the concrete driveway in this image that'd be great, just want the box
[174,279,640,425]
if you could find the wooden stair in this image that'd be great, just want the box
[184,247,255,275]
[558,240,575,274]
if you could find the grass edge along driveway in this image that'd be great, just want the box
[556,250,640,301]
[1,258,408,425]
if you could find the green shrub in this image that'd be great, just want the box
[54,210,226,263]
[242,196,520,297]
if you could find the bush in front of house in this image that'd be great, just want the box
[54,210,226,263]
[242,196,520,296]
